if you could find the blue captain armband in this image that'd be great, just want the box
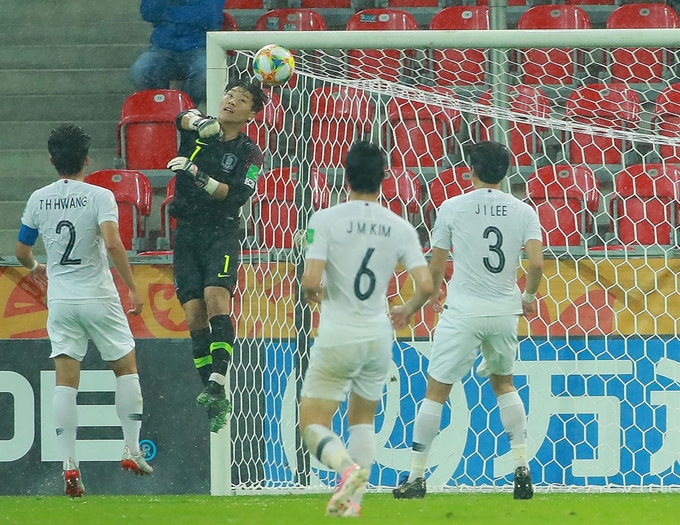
[18,224,39,246]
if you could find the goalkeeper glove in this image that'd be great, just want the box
[183,109,204,130]
[196,118,223,139]
[167,156,210,188]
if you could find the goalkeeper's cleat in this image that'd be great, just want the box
[392,474,426,499]
[513,466,534,500]
[325,464,368,517]
[342,501,362,518]
[63,458,84,498]
[197,381,232,433]
[121,445,154,475]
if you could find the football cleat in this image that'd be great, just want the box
[63,458,84,498]
[393,474,426,499]
[121,445,154,475]
[325,464,368,517]
[342,501,362,518]
[513,466,534,500]
[197,382,232,433]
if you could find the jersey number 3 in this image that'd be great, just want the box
[56,220,82,266]
[483,226,505,274]
[354,248,376,301]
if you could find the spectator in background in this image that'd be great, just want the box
[129,0,225,107]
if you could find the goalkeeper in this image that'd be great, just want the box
[166,79,267,433]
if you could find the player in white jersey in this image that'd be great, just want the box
[300,142,434,517]
[14,124,153,498]
[393,141,544,501]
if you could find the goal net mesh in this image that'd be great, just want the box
[213,33,680,493]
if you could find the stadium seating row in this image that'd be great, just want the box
[223,0,645,10]
[85,162,680,254]
[116,82,680,175]
[223,5,680,86]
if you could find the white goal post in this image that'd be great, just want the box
[205,28,680,495]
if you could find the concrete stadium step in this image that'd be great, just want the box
[0,94,128,122]
[0,149,118,186]
[0,44,148,70]
[0,121,119,151]
[0,69,132,96]
[0,0,142,25]
[0,22,150,46]
[0,229,45,257]
[0,202,26,231]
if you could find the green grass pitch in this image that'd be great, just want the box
[1,493,678,525]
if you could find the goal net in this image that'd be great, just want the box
[206,28,680,494]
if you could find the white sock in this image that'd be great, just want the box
[209,373,226,386]
[115,374,143,456]
[303,423,354,475]
[409,399,443,481]
[348,424,375,505]
[498,391,528,469]
[53,385,78,470]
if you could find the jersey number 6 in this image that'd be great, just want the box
[354,248,376,301]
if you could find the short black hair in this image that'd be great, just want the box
[224,78,268,114]
[344,141,386,194]
[47,123,91,176]
[467,141,511,184]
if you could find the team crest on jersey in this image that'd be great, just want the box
[221,153,237,172]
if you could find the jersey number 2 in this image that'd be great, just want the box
[56,220,81,266]
[354,248,376,301]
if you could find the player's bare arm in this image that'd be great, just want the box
[389,265,434,330]
[15,241,47,287]
[301,258,325,304]
[522,238,544,316]
[100,221,143,316]
[427,247,449,312]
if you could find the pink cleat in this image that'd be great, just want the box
[325,464,368,517]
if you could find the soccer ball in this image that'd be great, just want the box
[252,44,295,86]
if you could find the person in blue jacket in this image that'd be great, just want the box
[129,0,224,107]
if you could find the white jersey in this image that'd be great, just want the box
[306,200,427,345]
[431,188,542,317]
[21,178,120,304]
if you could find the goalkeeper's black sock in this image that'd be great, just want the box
[190,328,212,387]
[208,314,234,379]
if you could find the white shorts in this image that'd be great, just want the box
[47,301,136,362]
[427,312,519,385]
[301,336,392,402]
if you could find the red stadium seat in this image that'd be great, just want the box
[430,7,489,86]
[380,168,421,220]
[226,0,263,8]
[221,11,238,31]
[309,86,373,168]
[346,10,418,83]
[517,6,591,85]
[425,166,475,228]
[301,0,350,7]
[157,176,176,250]
[243,90,284,156]
[475,85,551,166]
[85,170,153,251]
[565,0,613,4]
[255,8,327,31]
[606,4,679,84]
[476,0,526,5]
[564,83,640,165]
[526,165,600,247]
[389,0,438,7]
[117,90,194,170]
[251,167,330,250]
[385,86,461,168]
[653,84,680,163]
[610,164,680,246]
